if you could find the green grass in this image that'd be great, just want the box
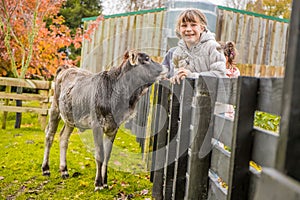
[0,112,153,199]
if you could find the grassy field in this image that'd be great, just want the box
[0,111,153,199]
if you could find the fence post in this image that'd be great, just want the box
[143,85,157,169]
[152,80,171,200]
[2,86,11,129]
[227,76,258,200]
[39,89,49,130]
[276,0,300,181]
[150,83,162,182]
[185,76,218,199]
[14,87,23,128]
[172,79,195,199]
[163,83,181,200]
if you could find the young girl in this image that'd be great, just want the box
[219,41,240,78]
[218,41,240,118]
[167,9,227,84]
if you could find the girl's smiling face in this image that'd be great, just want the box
[179,19,205,48]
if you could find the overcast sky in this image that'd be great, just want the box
[102,0,226,15]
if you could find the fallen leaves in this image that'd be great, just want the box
[114,189,150,200]
[140,189,149,195]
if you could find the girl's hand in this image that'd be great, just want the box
[170,68,192,84]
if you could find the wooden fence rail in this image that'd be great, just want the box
[0,77,52,130]
[128,75,300,199]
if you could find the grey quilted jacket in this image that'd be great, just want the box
[172,30,227,78]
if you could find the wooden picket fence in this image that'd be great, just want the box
[127,75,300,199]
[81,6,289,73]
[216,6,289,67]
[0,77,52,130]
[81,8,166,73]
[237,64,285,77]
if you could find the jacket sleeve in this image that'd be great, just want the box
[202,40,227,77]
[162,47,177,78]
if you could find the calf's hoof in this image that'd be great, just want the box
[94,186,104,192]
[61,171,69,179]
[42,170,50,176]
[42,165,50,176]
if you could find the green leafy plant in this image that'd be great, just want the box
[254,111,280,133]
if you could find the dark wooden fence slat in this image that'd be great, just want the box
[173,79,195,199]
[185,76,218,199]
[150,82,163,196]
[228,76,258,200]
[152,81,171,200]
[208,173,227,200]
[135,94,145,150]
[248,170,261,200]
[252,129,279,168]
[210,147,231,184]
[252,168,300,199]
[257,78,283,116]
[216,78,238,105]
[164,83,181,200]
[141,91,150,153]
[276,0,300,181]
[150,83,160,182]
[213,115,234,147]
[170,83,184,199]
[131,101,138,138]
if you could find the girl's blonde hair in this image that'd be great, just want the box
[175,9,208,38]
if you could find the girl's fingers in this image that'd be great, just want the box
[176,75,181,84]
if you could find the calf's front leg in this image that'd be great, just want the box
[102,133,116,188]
[93,127,105,191]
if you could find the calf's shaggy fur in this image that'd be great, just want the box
[41,50,167,191]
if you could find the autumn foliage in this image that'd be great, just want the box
[0,0,103,79]
[246,0,292,19]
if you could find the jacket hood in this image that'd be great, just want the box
[199,30,215,43]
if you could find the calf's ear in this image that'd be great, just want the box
[123,50,129,60]
[129,50,138,65]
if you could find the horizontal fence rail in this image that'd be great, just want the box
[0,77,52,130]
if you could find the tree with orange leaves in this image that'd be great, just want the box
[0,0,103,128]
[0,0,100,80]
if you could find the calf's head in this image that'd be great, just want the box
[121,50,168,85]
